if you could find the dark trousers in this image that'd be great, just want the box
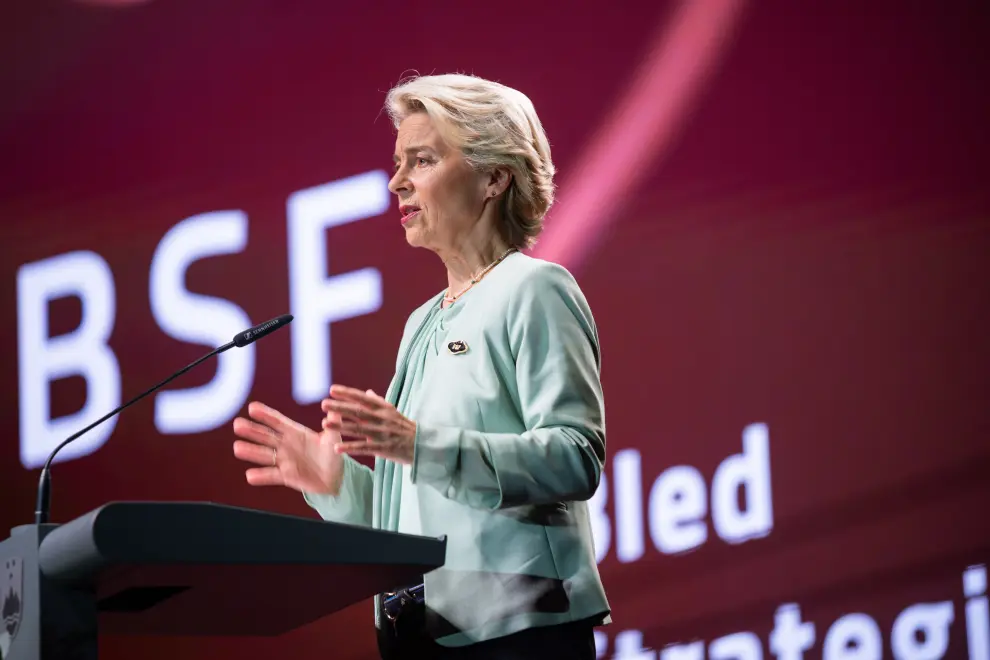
[377,602,597,659]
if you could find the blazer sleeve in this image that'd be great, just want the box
[410,262,606,509]
[302,454,374,526]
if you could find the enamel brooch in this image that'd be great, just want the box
[447,340,469,355]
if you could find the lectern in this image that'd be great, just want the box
[0,501,446,659]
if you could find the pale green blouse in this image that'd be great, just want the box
[394,298,462,535]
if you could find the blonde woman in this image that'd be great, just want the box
[232,73,609,659]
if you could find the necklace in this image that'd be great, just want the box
[443,247,516,306]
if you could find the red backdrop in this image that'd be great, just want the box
[1,1,988,658]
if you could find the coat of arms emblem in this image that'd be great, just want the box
[0,557,22,659]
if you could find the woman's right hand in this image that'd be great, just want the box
[232,401,345,496]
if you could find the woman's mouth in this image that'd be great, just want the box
[399,205,421,225]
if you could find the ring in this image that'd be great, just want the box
[271,447,278,467]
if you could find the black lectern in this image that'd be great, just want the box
[0,501,446,659]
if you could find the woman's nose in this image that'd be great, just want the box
[388,169,410,195]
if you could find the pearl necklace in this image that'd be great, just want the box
[443,247,516,306]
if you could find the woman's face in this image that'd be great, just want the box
[388,112,490,253]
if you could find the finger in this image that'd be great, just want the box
[365,389,389,408]
[325,418,391,438]
[325,400,379,422]
[233,440,278,466]
[329,384,387,410]
[324,389,382,410]
[335,439,379,454]
[244,467,285,487]
[232,417,279,447]
[335,446,381,458]
[248,401,299,433]
[329,384,365,399]
[320,398,346,413]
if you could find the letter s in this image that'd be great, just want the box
[149,211,253,434]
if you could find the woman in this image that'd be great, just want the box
[232,73,609,658]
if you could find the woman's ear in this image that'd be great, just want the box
[487,168,513,198]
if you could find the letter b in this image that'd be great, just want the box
[17,251,121,468]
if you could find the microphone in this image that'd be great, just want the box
[233,313,293,347]
[33,313,294,525]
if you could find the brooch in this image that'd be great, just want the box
[447,340,469,355]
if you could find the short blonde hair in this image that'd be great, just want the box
[385,73,555,249]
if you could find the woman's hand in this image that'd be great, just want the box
[232,401,345,495]
[321,384,417,465]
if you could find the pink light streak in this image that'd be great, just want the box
[532,0,749,272]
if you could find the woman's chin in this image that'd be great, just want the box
[403,225,427,248]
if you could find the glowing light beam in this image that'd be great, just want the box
[532,0,748,273]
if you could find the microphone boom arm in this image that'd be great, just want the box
[34,313,293,525]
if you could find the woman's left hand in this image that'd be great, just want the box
[320,384,417,465]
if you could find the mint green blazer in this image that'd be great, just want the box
[304,252,610,646]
